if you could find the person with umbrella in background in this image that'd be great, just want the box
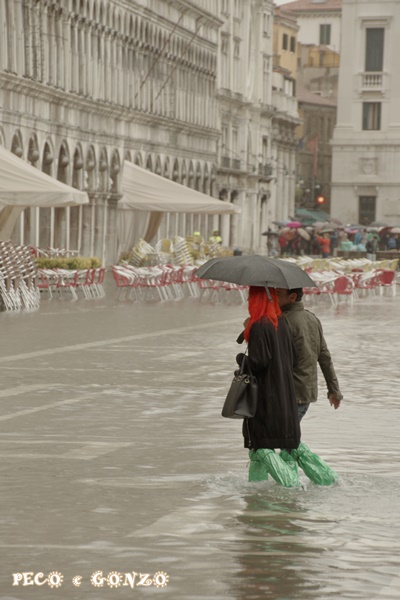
[196,256,339,487]
[317,232,331,258]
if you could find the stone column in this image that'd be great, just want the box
[288,148,296,218]
[249,191,260,252]
[81,192,97,257]
[104,193,121,266]
[236,190,247,249]
[220,190,231,248]
[276,146,284,221]
[93,192,108,263]
[281,148,289,220]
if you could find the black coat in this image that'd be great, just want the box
[239,317,300,450]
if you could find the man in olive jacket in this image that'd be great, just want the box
[276,287,342,421]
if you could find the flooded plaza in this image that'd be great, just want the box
[0,283,399,600]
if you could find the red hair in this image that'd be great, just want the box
[244,286,281,341]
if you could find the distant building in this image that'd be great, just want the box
[331,0,400,225]
[216,0,300,251]
[281,0,341,217]
[283,0,342,53]
[216,0,276,250]
[272,6,301,224]
[295,87,336,212]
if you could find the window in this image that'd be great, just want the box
[282,33,288,50]
[263,14,269,35]
[362,102,381,130]
[222,125,229,153]
[365,28,384,72]
[262,136,268,163]
[319,24,331,45]
[290,36,296,53]
[359,196,376,225]
[232,128,238,154]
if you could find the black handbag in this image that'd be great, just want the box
[221,351,258,419]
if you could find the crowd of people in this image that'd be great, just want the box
[266,225,400,259]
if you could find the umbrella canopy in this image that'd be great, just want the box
[390,227,400,234]
[286,221,303,228]
[370,221,389,227]
[297,227,311,241]
[273,220,289,227]
[295,208,341,225]
[262,230,279,236]
[195,255,316,289]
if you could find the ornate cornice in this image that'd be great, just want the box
[0,72,219,138]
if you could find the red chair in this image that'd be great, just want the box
[354,272,380,297]
[377,269,396,296]
[332,276,354,305]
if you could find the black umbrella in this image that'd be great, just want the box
[262,231,279,236]
[195,255,316,289]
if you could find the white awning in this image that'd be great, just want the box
[0,145,88,208]
[119,161,240,214]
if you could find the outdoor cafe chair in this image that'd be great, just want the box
[332,275,354,306]
[376,269,396,296]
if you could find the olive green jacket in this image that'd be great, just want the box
[282,302,343,404]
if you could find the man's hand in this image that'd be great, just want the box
[329,393,341,409]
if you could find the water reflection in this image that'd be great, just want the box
[232,493,320,600]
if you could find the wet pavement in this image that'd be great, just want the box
[0,281,400,599]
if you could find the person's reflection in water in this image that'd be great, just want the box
[230,494,322,600]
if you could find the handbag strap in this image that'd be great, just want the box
[238,347,252,376]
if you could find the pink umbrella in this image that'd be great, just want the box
[286,221,303,228]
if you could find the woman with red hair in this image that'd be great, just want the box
[237,286,300,487]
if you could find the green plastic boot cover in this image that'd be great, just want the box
[280,449,299,477]
[248,450,269,482]
[256,449,300,488]
[292,443,339,486]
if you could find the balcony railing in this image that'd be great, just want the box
[362,72,383,88]
[359,72,389,93]
[271,90,298,117]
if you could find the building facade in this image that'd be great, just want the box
[0,0,301,261]
[216,0,279,250]
[281,1,341,217]
[272,6,300,224]
[0,0,222,263]
[283,0,342,52]
[331,0,400,225]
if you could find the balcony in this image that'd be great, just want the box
[359,71,388,93]
[271,89,298,118]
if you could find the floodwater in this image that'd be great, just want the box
[0,282,399,599]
